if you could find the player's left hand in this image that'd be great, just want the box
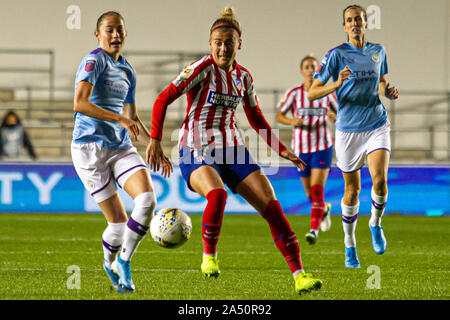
[280,149,306,171]
[146,138,173,178]
[385,83,399,100]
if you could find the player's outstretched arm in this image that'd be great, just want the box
[276,110,303,127]
[146,138,173,178]
[379,75,399,100]
[280,149,306,171]
[74,81,139,139]
[307,66,352,101]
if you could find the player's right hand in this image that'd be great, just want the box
[336,65,352,88]
[280,149,306,171]
[146,138,173,178]
[119,117,139,140]
[291,118,304,127]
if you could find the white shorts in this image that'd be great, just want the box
[71,142,148,203]
[335,121,391,173]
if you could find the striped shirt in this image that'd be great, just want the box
[278,84,338,154]
[151,54,286,154]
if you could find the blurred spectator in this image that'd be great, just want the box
[0,111,37,160]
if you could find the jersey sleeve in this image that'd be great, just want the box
[150,59,210,140]
[278,88,295,114]
[314,49,338,84]
[124,68,137,104]
[75,53,105,86]
[380,46,388,77]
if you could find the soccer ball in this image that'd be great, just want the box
[150,208,192,248]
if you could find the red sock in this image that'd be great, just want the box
[202,189,227,255]
[310,185,325,231]
[261,200,303,273]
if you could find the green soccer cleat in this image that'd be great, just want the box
[294,272,322,295]
[201,255,220,278]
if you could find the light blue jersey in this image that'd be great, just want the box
[314,42,388,132]
[72,47,136,149]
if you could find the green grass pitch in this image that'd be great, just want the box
[0,213,448,300]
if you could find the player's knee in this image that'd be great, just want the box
[372,179,388,195]
[134,192,156,215]
[344,186,360,204]
[103,222,126,242]
[207,188,228,206]
[311,185,324,201]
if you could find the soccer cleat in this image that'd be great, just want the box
[116,256,135,293]
[369,224,387,255]
[294,272,322,295]
[201,255,220,278]
[320,202,332,232]
[345,246,360,268]
[104,260,129,294]
[305,230,318,245]
[103,260,120,288]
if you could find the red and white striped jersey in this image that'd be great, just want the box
[151,54,286,154]
[278,84,338,154]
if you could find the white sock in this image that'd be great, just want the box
[341,199,359,248]
[370,188,388,227]
[102,222,126,267]
[293,269,305,279]
[120,192,156,261]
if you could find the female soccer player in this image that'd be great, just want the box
[146,7,322,295]
[72,11,169,293]
[277,55,337,245]
[308,5,399,268]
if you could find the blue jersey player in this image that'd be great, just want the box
[71,11,172,293]
[308,5,399,268]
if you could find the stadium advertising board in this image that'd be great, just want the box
[0,162,448,215]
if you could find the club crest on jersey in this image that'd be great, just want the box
[85,59,96,72]
[371,54,379,63]
[235,78,242,91]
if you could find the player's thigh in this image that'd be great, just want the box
[123,168,154,200]
[98,193,128,223]
[310,168,330,186]
[189,165,226,198]
[235,169,276,214]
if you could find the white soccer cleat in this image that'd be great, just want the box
[320,203,332,232]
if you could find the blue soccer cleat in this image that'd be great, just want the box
[116,256,136,293]
[369,224,387,255]
[345,246,360,268]
[103,260,128,294]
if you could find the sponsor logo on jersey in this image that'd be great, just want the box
[104,79,128,95]
[85,58,96,72]
[371,54,379,63]
[350,70,378,82]
[207,91,242,109]
[297,107,326,117]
